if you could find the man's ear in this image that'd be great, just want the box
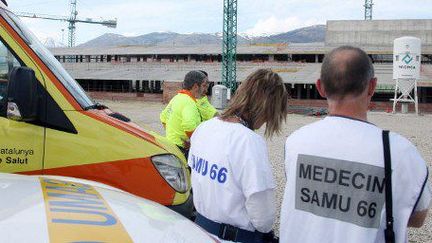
[192,83,199,91]
[316,79,327,98]
[368,78,377,97]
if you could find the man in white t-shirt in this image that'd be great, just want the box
[280,46,431,243]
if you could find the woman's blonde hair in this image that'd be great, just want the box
[221,69,289,137]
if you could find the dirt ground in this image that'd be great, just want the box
[100,99,432,243]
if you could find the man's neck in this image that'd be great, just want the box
[327,97,369,121]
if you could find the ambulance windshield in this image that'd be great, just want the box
[4,10,95,109]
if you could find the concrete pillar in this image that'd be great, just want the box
[128,81,133,92]
[133,80,139,91]
[315,54,319,63]
[131,80,136,91]
[187,55,192,62]
[269,55,275,62]
[306,84,311,99]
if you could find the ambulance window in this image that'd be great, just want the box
[4,10,94,108]
[0,40,20,116]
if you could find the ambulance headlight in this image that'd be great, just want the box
[151,154,188,193]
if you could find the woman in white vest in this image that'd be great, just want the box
[187,69,289,242]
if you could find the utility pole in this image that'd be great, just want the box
[364,0,373,20]
[16,1,117,47]
[222,0,238,93]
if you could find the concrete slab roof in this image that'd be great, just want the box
[50,43,432,56]
[62,62,432,88]
[50,43,327,56]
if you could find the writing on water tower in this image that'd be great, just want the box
[393,37,421,80]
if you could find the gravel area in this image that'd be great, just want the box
[101,99,432,243]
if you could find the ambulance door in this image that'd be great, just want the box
[0,39,44,173]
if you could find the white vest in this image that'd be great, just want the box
[188,118,275,231]
[280,116,430,243]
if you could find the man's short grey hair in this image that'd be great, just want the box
[320,45,375,99]
[183,71,206,90]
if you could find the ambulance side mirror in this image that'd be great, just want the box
[7,67,38,121]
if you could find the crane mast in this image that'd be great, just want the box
[16,0,117,47]
[222,0,238,93]
[364,0,373,20]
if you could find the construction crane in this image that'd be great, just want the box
[16,0,117,47]
[222,0,238,93]
[364,0,373,20]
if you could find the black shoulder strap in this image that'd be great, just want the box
[382,130,395,243]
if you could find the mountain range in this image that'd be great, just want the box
[78,25,325,48]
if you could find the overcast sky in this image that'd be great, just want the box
[6,0,432,45]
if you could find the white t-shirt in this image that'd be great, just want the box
[188,118,276,232]
[280,116,431,243]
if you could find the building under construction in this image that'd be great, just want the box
[50,19,432,108]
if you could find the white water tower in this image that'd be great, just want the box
[392,37,421,114]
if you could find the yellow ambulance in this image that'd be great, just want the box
[0,1,192,217]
